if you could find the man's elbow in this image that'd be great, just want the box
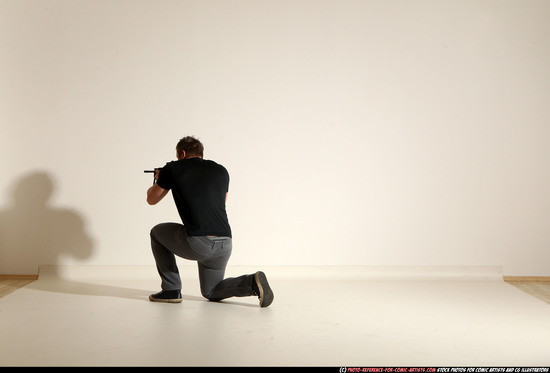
[147,195,158,205]
[147,185,167,205]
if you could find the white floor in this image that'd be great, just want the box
[1,265,549,367]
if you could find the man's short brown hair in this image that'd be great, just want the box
[176,136,204,158]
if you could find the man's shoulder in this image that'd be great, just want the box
[202,159,227,170]
[163,160,179,168]
[168,158,228,174]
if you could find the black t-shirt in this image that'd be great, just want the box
[156,158,232,237]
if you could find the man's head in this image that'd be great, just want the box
[176,136,204,160]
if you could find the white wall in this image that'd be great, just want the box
[1,0,549,275]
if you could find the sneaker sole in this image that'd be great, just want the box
[255,271,274,308]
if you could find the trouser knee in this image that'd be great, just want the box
[150,224,162,239]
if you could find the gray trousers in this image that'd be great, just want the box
[150,222,255,301]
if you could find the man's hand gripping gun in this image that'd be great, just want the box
[144,168,162,185]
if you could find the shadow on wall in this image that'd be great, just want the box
[0,171,94,275]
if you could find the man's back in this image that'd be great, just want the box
[156,158,231,237]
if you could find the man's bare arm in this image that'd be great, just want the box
[147,183,169,205]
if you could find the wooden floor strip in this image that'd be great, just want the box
[0,274,38,279]
[503,276,550,282]
[0,278,38,298]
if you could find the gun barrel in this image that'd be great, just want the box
[144,170,155,173]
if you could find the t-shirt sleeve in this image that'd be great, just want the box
[155,163,172,190]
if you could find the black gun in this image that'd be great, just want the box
[144,168,162,184]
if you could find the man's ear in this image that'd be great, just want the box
[180,150,186,159]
